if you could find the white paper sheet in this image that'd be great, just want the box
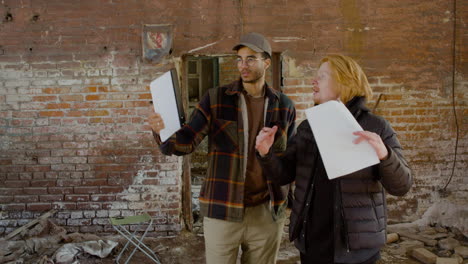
[305,100,380,179]
[150,71,182,142]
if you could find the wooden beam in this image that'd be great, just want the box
[4,209,57,240]
[182,155,193,231]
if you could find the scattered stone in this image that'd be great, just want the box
[439,238,462,251]
[412,247,437,264]
[435,226,448,233]
[424,233,451,241]
[437,249,454,258]
[387,233,399,243]
[436,257,459,264]
[398,230,438,247]
[451,254,463,264]
[454,246,468,258]
[421,228,438,236]
[399,240,425,255]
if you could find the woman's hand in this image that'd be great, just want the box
[255,126,278,157]
[353,131,388,160]
[147,105,165,133]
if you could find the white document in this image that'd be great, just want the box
[150,71,182,142]
[305,100,380,179]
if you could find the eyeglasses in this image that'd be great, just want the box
[236,57,264,67]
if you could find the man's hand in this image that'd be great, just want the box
[147,105,165,133]
[255,126,278,157]
[353,131,388,160]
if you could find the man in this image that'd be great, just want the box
[147,32,296,264]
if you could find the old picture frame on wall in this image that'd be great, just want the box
[142,24,172,63]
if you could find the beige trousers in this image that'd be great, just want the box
[203,202,286,264]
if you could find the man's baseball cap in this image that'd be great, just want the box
[233,32,272,57]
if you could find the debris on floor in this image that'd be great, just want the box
[0,211,119,264]
[382,224,468,264]
[1,202,467,264]
[53,240,118,264]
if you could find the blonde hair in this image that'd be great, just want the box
[319,54,372,104]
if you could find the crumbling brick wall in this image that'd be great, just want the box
[0,0,466,235]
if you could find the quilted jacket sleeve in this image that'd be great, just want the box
[378,121,412,196]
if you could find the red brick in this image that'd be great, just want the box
[0,159,13,165]
[74,186,99,194]
[39,111,64,117]
[85,94,106,101]
[85,110,109,116]
[80,226,104,233]
[48,187,73,194]
[46,103,71,109]
[39,195,64,202]
[63,142,89,149]
[52,202,77,210]
[30,180,56,187]
[90,194,116,202]
[65,195,89,202]
[57,179,81,187]
[14,195,39,203]
[25,165,52,172]
[23,187,48,194]
[82,179,107,186]
[59,95,83,102]
[2,203,26,211]
[100,186,124,193]
[76,202,101,210]
[5,180,29,188]
[32,95,58,102]
[67,218,91,226]
[27,203,52,211]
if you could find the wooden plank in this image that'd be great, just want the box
[182,155,193,231]
[388,228,438,247]
[4,209,57,240]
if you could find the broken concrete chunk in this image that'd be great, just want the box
[398,231,438,247]
[435,257,460,264]
[438,250,454,258]
[439,238,461,251]
[450,254,463,264]
[454,246,468,258]
[412,247,437,264]
[435,226,449,233]
[399,240,425,255]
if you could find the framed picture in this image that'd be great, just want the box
[142,24,172,63]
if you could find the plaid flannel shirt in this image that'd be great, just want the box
[154,79,296,222]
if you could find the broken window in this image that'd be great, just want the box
[186,57,219,105]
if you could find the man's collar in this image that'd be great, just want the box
[225,79,280,100]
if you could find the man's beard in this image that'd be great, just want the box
[241,70,264,84]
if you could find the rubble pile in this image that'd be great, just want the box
[0,215,117,264]
[385,224,468,264]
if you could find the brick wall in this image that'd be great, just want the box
[0,0,466,235]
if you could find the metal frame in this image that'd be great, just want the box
[110,214,161,264]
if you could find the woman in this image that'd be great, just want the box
[255,54,412,264]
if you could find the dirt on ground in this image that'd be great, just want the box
[2,218,466,263]
[92,230,421,264]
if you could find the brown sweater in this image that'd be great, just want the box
[243,92,269,207]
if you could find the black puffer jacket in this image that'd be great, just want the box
[258,97,412,256]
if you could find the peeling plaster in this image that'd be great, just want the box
[283,56,317,78]
[188,40,221,53]
[391,201,468,237]
[443,11,451,23]
[336,26,374,31]
[272,37,305,43]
